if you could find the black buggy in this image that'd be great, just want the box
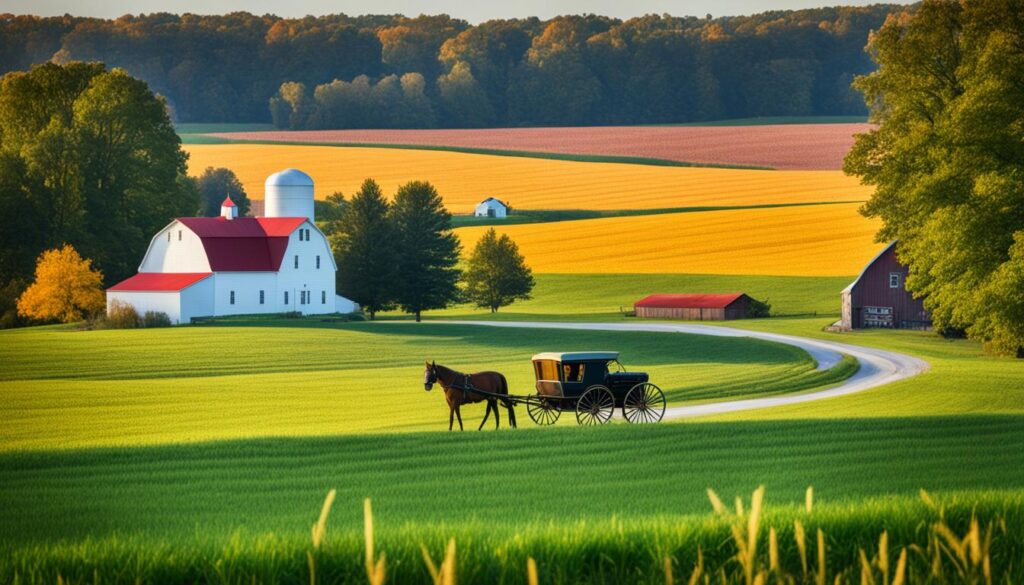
[526,352,666,425]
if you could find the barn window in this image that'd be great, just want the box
[229,291,235,305]
[889,273,901,289]
[316,255,320,269]
[167,232,171,242]
[321,291,326,304]
[178,230,182,241]
[294,255,299,269]
[284,291,289,304]
[259,290,265,305]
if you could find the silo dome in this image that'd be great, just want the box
[264,168,315,221]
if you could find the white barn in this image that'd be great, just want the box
[107,168,357,324]
[474,197,508,218]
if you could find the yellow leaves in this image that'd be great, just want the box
[183,144,872,213]
[17,244,105,323]
[456,204,884,276]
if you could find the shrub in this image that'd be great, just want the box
[142,311,172,328]
[747,297,771,318]
[104,300,141,329]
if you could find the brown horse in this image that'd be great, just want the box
[424,361,517,431]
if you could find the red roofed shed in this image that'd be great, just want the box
[634,293,753,320]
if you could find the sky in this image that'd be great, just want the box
[6,0,916,22]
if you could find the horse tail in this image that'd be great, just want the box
[501,373,517,428]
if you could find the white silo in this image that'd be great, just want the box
[264,168,315,221]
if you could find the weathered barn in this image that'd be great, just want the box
[634,293,753,320]
[839,241,931,330]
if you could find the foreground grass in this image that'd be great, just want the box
[1,416,1022,544]
[0,319,847,450]
[2,490,1020,584]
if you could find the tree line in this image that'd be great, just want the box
[1,7,902,127]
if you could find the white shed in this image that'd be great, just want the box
[474,197,508,218]
[106,273,214,324]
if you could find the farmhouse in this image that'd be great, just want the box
[474,197,508,218]
[838,241,930,330]
[634,293,753,321]
[106,168,357,324]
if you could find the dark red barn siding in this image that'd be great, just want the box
[841,242,931,329]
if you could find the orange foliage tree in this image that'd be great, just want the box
[17,245,105,323]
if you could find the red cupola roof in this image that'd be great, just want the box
[221,196,236,207]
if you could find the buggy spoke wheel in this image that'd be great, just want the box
[527,397,561,426]
[623,383,666,424]
[575,385,614,426]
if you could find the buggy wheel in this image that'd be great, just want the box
[623,383,666,424]
[527,397,561,426]
[576,385,615,426]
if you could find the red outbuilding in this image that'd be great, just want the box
[839,241,931,329]
[634,293,753,320]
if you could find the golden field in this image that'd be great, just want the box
[455,203,884,276]
[183,144,872,212]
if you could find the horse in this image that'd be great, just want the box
[424,361,517,431]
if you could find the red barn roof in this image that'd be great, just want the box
[108,272,212,292]
[176,216,306,271]
[635,293,747,309]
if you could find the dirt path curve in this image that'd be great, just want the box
[439,320,930,420]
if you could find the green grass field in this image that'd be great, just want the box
[423,273,851,319]
[2,271,1022,583]
[0,319,853,451]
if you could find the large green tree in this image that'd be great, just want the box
[330,179,396,319]
[0,62,198,323]
[390,181,462,321]
[844,0,1024,355]
[196,167,250,217]
[463,228,535,313]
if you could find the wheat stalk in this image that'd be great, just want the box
[806,486,814,514]
[311,489,336,549]
[528,557,539,585]
[707,489,726,515]
[795,520,808,580]
[816,529,826,585]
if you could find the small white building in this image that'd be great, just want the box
[474,197,508,218]
[107,168,358,324]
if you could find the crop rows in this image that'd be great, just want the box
[206,123,874,170]
[182,144,872,214]
[455,203,884,276]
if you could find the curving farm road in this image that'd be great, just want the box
[440,320,929,420]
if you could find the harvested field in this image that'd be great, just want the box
[454,203,883,276]
[208,123,874,170]
[183,144,872,213]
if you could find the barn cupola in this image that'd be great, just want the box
[220,196,238,220]
[264,168,314,221]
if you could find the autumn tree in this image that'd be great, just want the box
[463,228,534,313]
[331,180,396,319]
[390,181,461,321]
[0,61,197,327]
[17,245,105,323]
[196,167,250,217]
[844,0,1024,355]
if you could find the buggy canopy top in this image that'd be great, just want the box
[532,351,619,362]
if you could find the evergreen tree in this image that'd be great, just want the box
[196,167,250,217]
[390,181,461,321]
[331,180,396,319]
[463,228,534,313]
